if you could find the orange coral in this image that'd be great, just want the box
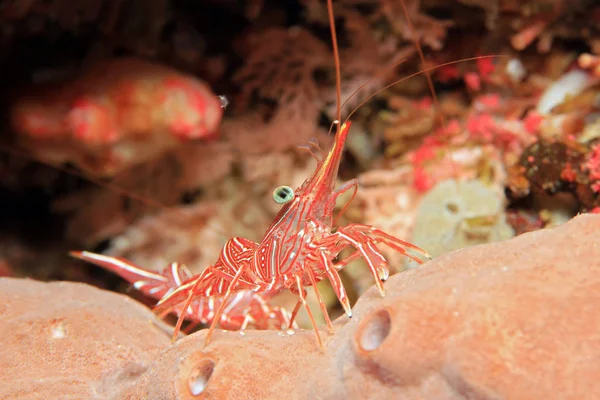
[11,58,223,177]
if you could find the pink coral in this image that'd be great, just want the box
[475,93,502,110]
[67,96,119,144]
[585,144,600,181]
[560,162,577,182]
[437,64,461,82]
[412,166,432,193]
[464,71,481,91]
[477,55,496,78]
[466,113,496,141]
[584,144,600,193]
[523,110,544,134]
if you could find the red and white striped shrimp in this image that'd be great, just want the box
[72,116,430,349]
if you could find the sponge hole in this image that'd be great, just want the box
[357,308,392,352]
[188,358,215,396]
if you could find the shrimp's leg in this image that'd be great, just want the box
[331,179,358,225]
[171,275,204,342]
[203,263,247,348]
[240,313,255,331]
[318,231,388,296]
[305,267,334,334]
[274,306,296,330]
[318,250,352,318]
[319,225,430,302]
[344,224,431,261]
[288,298,302,329]
[295,275,324,351]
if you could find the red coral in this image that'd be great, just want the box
[409,139,438,165]
[523,110,544,135]
[437,65,461,82]
[476,94,501,110]
[443,56,495,91]
[477,56,496,78]
[408,135,443,193]
[466,113,496,142]
[585,145,600,190]
[412,166,433,193]
[67,97,119,144]
[495,128,521,153]
[234,27,330,107]
[435,119,461,137]
[560,163,577,182]
[464,72,481,91]
[158,77,218,140]
[11,101,68,140]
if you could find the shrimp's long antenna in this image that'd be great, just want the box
[0,143,232,238]
[327,0,342,135]
[0,144,170,211]
[398,0,445,127]
[342,55,504,125]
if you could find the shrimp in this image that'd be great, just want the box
[72,119,430,350]
[71,0,435,351]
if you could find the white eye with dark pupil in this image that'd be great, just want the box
[273,186,294,204]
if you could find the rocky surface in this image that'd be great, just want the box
[1,214,599,399]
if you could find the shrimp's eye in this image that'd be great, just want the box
[273,185,295,204]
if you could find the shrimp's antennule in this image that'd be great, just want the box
[327,0,342,135]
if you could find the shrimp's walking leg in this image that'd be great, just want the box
[203,264,248,348]
[305,267,334,334]
[318,250,352,318]
[343,224,431,261]
[288,298,302,329]
[288,250,361,328]
[295,275,324,351]
[183,320,203,334]
[240,292,297,330]
[319,225,431,305]
[319,231,388,296]
[171,275,204,341]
